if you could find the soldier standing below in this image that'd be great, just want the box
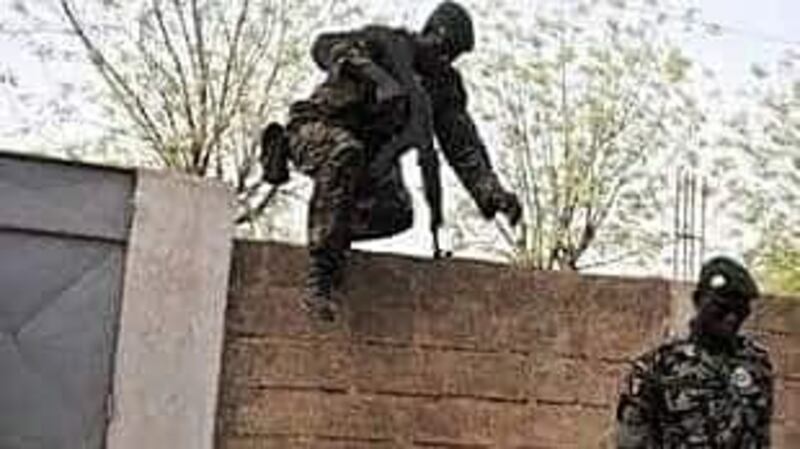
[261,1,521,321]
[616,256,774,448]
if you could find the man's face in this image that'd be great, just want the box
[418,25,457,72]
[693,292,750,340]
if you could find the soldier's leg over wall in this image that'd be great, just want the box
[287,120,366,305]
[307,138,365,254]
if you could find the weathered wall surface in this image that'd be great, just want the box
[218,242,766,448]
[107,171,234,449]
[0,153,132,449]
[747,295,800,446]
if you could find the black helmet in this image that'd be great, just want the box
[696,256,759,310]
[423,1,475,57]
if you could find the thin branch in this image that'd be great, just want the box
[501,81,543,263]
[592,176,625,230]
[256,0,290,118]
[225,19,281,130]
[209,0,289,181]
[152,0,197,147]
[156,89,179,133]
[171,0,198,74]
[215,0,250,121]
[494,217,517,252]
[201,0,251,175]
[135,31,181,131]
[60,0,169,162]
[191,0,210,158]
[235,184,280,224]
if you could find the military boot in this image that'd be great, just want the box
[304,249,341,322]
[260,122,290,185]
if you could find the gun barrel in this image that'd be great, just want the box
[418,146,443,229]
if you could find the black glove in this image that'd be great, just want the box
[491,190,522,226]
[260,123,290,185]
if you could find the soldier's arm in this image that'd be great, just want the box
[311,27,408,99]
[312,27,436,181]
[616,354,660,449]
[757,352,775,447]
[363,28,435,179]
[431,69,519,223]
[368,86,433,179]
[311,31,362,70]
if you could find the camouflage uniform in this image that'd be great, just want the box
[266,1,519,319]
[303,26,517,241]
[281,44,412,309]
[617,335,773,448]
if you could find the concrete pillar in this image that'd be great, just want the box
[106,170,233,449]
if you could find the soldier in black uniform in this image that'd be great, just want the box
[616,256,774,448]
[261,1,521,321]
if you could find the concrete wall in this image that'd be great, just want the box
[107,171,234,449]
[0,152,235,449]
[748,294,800,445]
[217,242,800,448]
[217,242,696,448]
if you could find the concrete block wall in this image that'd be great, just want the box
[748,295,800,445]
[217,243,683,448]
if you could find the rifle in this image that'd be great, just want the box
[364,30,450,259]
[364,76,448,259]
[363,79,447,259]
[314,28,450,258]
[417,141,450,259]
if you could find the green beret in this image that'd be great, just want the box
[697,256,760,307]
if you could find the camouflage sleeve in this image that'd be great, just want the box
[616,353,660,449]
[311,27,409,104]
[311,32,349,70]
[757,351,775,447]
[430,69,505,217]
[311,30,371,71]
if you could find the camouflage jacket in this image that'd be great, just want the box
[616,335,774,448]
[289,38,402,135]
[307,25,508,216]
